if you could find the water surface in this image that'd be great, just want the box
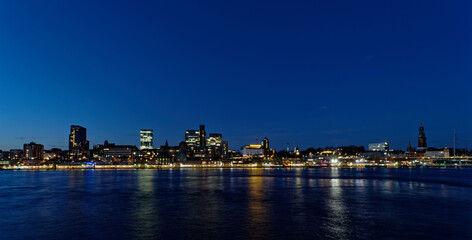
[0,168,471,239]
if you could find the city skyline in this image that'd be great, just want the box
[0,122,465,152]
[1,2,471,240]
[1,1,471,151]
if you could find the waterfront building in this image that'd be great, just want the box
[207,133,224,156]
[185,129,200,150]
[294,146,300,155]
[138,148,158,163]
[184,125,210,155]
[43,150,56,160]
[199,125,206,148]
[0,150,9,165]
[260,137,275,158]
[335,146,365,156]
[241,144,264,157]
[178,141,190,156]
[140,129,154,150]
[159,140,180,158]
[262,137,269,149]
[360,151,385,160]
[9,149,23,161]
[102,141,139,163]
[207,133,222,147]
[157,152,172,165]
[425,148,450,158]
[23,142,44,161]
[91,144,105,161]
[1,149,22,165]
[368,142,389,152]
[42,148,64,161]
[222,141,228,155]
[69,125,90,158]
[417,123,427,152]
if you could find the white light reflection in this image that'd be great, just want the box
[325,168,349,239]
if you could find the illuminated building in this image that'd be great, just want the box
[185,125,210,155]
[137,148,158,163]
[425,149,450,158]
[368,142,389,152]
[158,140,180,158]
[9,149,23,161]
[294,146,300,155]
[208,133,222,147]
[91,144,105,161]
[185,130,200,149]
[360,151,385,160]
[177,141,190,157]
[43,151,55,160]
[44,148,64,160]
[69,125,90,158]
[262,137,269,149]
[241,144,264,157]
[140,129,154,150]
[102,141,139,163]
[222,141,228,155]
[417,123,427,152]
[335,146,365,156]
[24,142,44,161]
[157,152,172,165]
[199,125,206,148]
[259,137,275,158]
[207,133,223,156]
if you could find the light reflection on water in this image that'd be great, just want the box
[247,174,269,239]
[326,177,349,240]
[133,170,157,239]
[0,168,470,240]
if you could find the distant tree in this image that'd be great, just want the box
[301,147,317,156]
[275,150,291,158]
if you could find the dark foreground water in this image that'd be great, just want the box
[0,168,471,240]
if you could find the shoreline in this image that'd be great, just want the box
[2,164,471,170]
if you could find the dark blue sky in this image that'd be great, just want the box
[0,0,471,151]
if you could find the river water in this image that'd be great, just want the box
[0,168,470,239]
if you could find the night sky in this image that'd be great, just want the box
[0,0,470,151]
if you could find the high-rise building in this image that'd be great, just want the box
[207,133,223,156]
[260,137,274,158]
[24,142,44,160]
[368,142,389,152]
[262,137,269,149]
[140,129,154,150]
[207,133,222,147]
[417,123,427,152]
[69,125,90,158]
[199,125,206,148]
[222,141,228,155]
[185,130,200,149]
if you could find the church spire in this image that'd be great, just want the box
[407,141,413,153]
[417,123,427,152]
